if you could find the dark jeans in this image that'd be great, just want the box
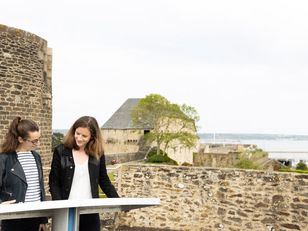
[1,217,42,231]
[79,213,100,231]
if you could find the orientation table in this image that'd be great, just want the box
[0,198,160,231]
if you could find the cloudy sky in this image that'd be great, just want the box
[2,0,308,134]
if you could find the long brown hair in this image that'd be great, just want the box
[63,116,104,159]
[1,117,39,153]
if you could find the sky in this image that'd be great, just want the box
[1,0,308,135]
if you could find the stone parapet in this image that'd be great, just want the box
[105,152,146,165]
[116,164,308,231]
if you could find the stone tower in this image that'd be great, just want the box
[0,24,52,167]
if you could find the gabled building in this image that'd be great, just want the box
[101,98,151,155]
[101,98,198,164]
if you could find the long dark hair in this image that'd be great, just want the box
[1,117,39,153]
[63,116,104,159]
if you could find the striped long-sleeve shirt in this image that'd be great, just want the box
[17,151,41,202]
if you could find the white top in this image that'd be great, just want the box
[17,151,41,202]
[68,158,92,200]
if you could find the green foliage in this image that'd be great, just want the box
[147,149,165,157]
[52,132,64,151]
[176,132,199,148]
[181,162,192,166]
[235,158,261,170]
[279,168,308,174]
[243,148,268,160]
[131,93,199,156]
[146,151,178,165]
[131,94,169,129]
[250,149,268,158]
[296,160,308,170]
[279,165,291,170]
[180,104,200,122]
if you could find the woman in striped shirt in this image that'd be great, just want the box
[0,117,47,231]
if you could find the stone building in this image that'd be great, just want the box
[194,143,242,167]
[0,24,52,167]
[101,98,198,165]
[194,143,283,171]
[101,98,151,155]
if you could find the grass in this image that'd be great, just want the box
[99,172,115,198]
[278,169,308,174]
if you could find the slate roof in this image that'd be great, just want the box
[102,98,152,129]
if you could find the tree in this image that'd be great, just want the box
[296,160,308,170]
[131,94,199,155]
[52,132,64,151]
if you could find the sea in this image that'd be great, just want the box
[199,133,308,166]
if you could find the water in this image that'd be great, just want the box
[200,134,308,166]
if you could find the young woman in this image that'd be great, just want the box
[0,117,47,231]
[49,116,119,231]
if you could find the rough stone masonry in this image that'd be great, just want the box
[116,164,308,231]
[0,24,52,179]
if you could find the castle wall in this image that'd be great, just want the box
[166,140,197,165]
[117,164,308,231]
[194,152,241,167]
[0,24,52,168]
[102,129,143,154]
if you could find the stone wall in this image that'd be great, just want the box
[116,164,308,231]
[165,140,197,165]
[105,152,146,165]
[0,24,52,168]
[102,129,143,154]
[193,152,240,167]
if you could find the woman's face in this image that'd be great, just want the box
[74,127,91,148]
[18,131,40,151]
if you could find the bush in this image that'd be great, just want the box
[148,155,177,165]
[181,162,192,166]
[235,158,260,170]
[148,154,169,162]
[145,148,178,165]
[52,132,64,151]
[250,149,267,158]
[296,160,308,170]
[146,153,177,165]
[147,149,166,157]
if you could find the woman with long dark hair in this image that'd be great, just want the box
[49,116,119,231]
[0,117,47,231]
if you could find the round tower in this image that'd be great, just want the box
[0,24,52,167]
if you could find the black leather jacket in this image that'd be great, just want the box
[0,151,46,203]
[49,144,119,200]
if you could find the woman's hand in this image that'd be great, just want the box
[38,224,47,231]
[1,199,16,204]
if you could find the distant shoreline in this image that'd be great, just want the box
[199,133,308,140]
[53,129,308,140]
[53,129,68,134]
